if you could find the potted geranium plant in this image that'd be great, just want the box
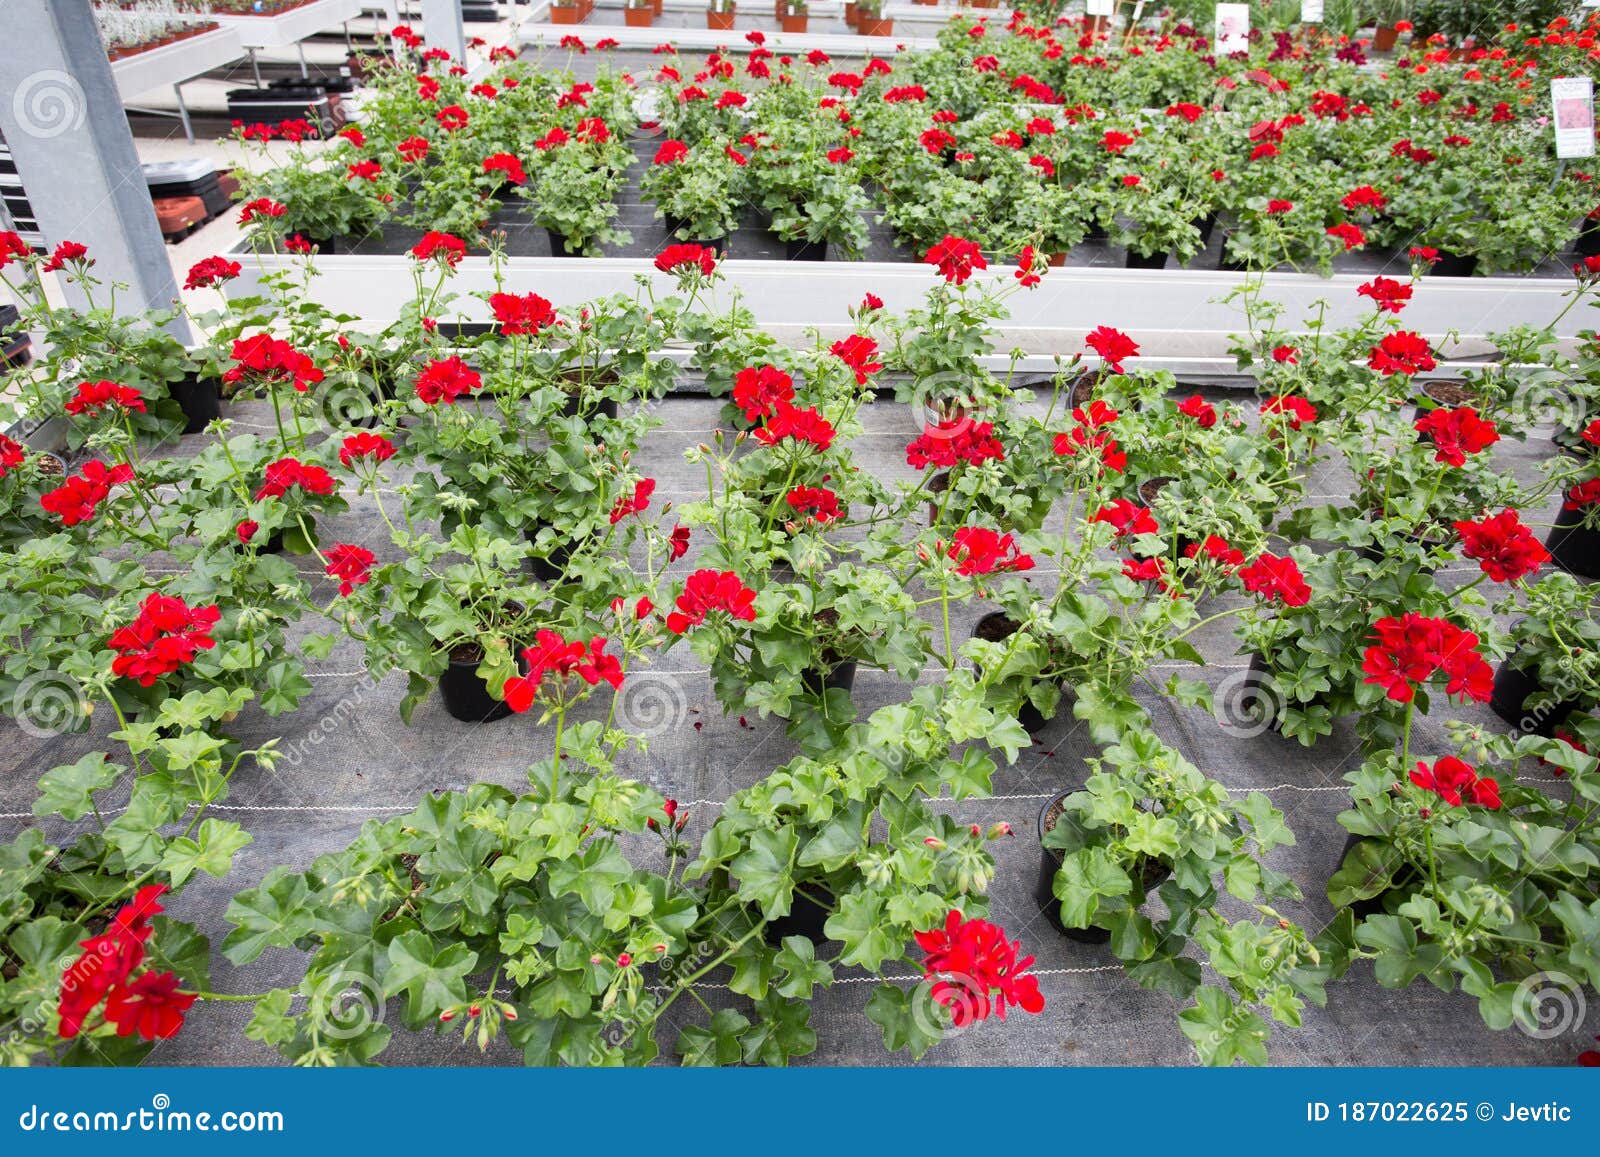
[707,0,736,29]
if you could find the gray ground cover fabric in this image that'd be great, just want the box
[4,386,1597,1066]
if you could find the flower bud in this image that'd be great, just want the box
[439,1008,458,1023]
[590,953,605,966]
[987,822,1013,839]
[923,836,946,849]
[617,953,632,968]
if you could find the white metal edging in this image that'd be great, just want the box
[109,26,246,101]
[214,0,367,49]
[225,254,1585,359]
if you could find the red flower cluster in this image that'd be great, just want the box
[1327,223,1366,251]
[489,291,557,335]
[1053,401,1126,473]
[42,242,89,276]
[1014,245,1043,287]
[482,153,527,185]
[1341,185,1387,212]
[64,380,145,418]
[0,230,31,268]
[1369,331,1437,376]
[785,485,841,523]
[41,460,134,526]
[1085,325,1139,372]
[1260,395,1317,430]
[915,911,1044,1026]
[666,569,758,634]
[415,356,482,405]
[223,334,323,393]
[237,198,285,225]
[107,592,220,686]
[1184,535,1245,570]
[609,478,656,524]
[925,234,988,285]
[1357,276,1413,313]
[324,543,375,596]
[339,432,396,467]
[1415,407,1498,466]
[1361,613,1493,704]
[183,256,241,290]
[398,136,430,163]
[830,334,883,385]
[754,403,835,451]
[907,420,1005,470]
[59,885,196,1041]
[1177,395,1217,427]
[1411,756,1501,809]
[435,105,470,131]
[1090,499,1159,540]
[655,243,717,277]
[1238,552,1312,606]
[255,457,336,501]
[503,631,625,711]
[948,527,1033,576]
[732,365,795,422]
[1453,509,1547,581]
[653,139,688,165]
[410,232,468,267]
[0,433,24,478]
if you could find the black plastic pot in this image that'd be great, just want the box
[801,659,857,697]
[558,392,620,421]
[762,884,833,946]
[1429,250,1478,278]
[972,612,1064,734]
[168,374,222,435]
[438,645,520,723]
[1576,217,1600,259]
[1125,248,1169,270]
[547,229,579,257]
[525,526,574,583]
[1036,793,1172,943]
[1488,660,1578,737]
[1336,832,1418,923]
[785,238,827,261]
[1545,497,1600,580]
[1194,212,1219,246]
[1240,653,1287,734]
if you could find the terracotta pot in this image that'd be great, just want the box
[624,5,653,25]
[707,8,736,29]
[859,16,892,35]
[844,1,859,25]
[652,0,663,12]
[1047,251,1067,267]
[1372,24,1399,51]
[780,11,807,30]
[549,3,581,24]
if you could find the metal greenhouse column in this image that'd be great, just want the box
[0,0,188,339]
[421,0,467,63]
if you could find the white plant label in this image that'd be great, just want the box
[1301,0,1324,20]
[1216,3,1250,53]
[1086,0,1115,16]
[1551,77,1596,160]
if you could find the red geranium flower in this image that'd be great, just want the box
[1357,276,1413,313]
[1341,184,1387,212]
[653,139,689,165]
[665,569,758,633]
[1084,325,1139,373]
[1122,556,1170,591]
[107,592,220,686]
[1326,222,1366,250]
[1101,130,1136,154]
[410,232,468,267]
[237,519,259,544]
[184,256,241,290]
[223,334,323,393]
[1410,755,1501,809]
[1177,395,1217,427]
[435,105,470,131]
[654,243,717,277]
[754,402,835,451]
[1453,509,1548,581]
[731,365,795,422]
[668,524,691,560]
[1266,199,1294,215]
[925,234,988,285]
[237,198,285,225]
[830,334,883,385]
[609,478,656,524]
[0,230,31,268]
[324,543,376,596]
[785,485,841,522]
[1415,406,1498,466]
[1260,395,1317,429]
[482,153,526,185]
[64,380,145,418]
[41,460,134,526]
[915,911,1045,1025]
[346,160,383,182]
[338,432,395,468]
[947,526,1033,576]
[397,136,431,163]
[1014,245,1043,287]
[1238,551,1312,606]
[1184,535,1245,570]
[1361,613,1494,704]
[489,291,557,335]
[255,457,336,500]
[415,356,482,405]
[909,421,1005,470]
[1089,499,1158,539]
[1566,478,1600,510]
[1272,345,1299,364]
[1369,331,1437,376]
[919,127,958,154]
[1408,245,1441,265]
[102,972,198,1041]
